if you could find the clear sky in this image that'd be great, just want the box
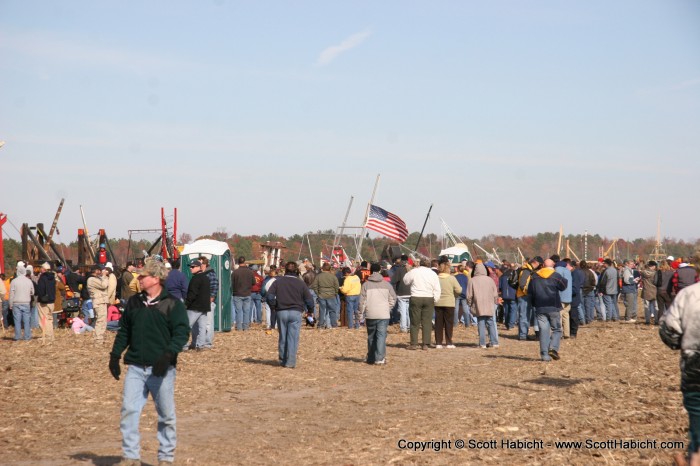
[1,1,698,244]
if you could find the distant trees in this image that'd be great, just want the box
[3,229,698,270]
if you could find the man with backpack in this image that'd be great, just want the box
[516,256,542,341]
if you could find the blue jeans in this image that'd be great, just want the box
[308,290,318,323]
[576,301,585,323]
[2,300,9,327]
[602,294,619,321]
[345,295,360,328]
[186,310,207,349]
[366,319,389,363]
[583,291,596,323]
[477,316,498,347]
[455,297,475,327]
[644,299,657,325]
[204,302,215,348]
[537,312,562,361]
[121,365,176,462]
[318,297,339,328]
[683,392,700,458]
[31,305,40,329]
[277,310,302,368]
[263,302,276,329]
[397,296,410,331]
[13,303,31,340]
[596,294,606,321]
[517,296,536,339]
[82,299,94,324]
[623,292,637,320]
[250,293,262,323]
[503,300,518,329]
[233,296,252,330]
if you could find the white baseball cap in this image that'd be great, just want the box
[667,256,674,260]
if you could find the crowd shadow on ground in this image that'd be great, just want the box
[483,354,539,362]
[241,357,280,366]
[333,355,366,363]
[69,453,132,465]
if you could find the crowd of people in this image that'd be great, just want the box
[2,251,699,465]
[229,253,697,364]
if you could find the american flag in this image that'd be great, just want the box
[365,205,409,243]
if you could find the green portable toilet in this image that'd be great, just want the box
[180,239,232,332]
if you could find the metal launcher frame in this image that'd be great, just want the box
[126,207,178,265]
[77,228,117,268]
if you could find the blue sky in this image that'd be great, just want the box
[1,0,698,244]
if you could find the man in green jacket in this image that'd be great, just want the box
[109,257,190,466]
[311,262,340,328]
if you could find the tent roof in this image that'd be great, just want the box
[439,244,470,256]
[181,239,231,256]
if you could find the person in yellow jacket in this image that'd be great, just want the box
[340,267,361,329]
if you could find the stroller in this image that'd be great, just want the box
[57,298,81,328]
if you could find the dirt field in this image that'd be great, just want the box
[0,317,688,466]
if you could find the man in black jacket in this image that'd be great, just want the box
[185,260,211,351]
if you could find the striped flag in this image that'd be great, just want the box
[365,205,409,243]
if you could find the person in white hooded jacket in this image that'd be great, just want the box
[659,281,700,466]
[360,263,397,365]
[9,264,34,341]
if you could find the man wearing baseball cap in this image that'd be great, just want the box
[109,257,190,466]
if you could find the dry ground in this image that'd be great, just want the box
[0,316,688,466]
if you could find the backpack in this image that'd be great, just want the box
[507,269,520,290]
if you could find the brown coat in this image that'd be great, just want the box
[640,268,658,301]
[466,263,499,317]
[54,278,66,311]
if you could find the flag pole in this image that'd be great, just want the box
[356,174,380,263]
[414,203,433,255]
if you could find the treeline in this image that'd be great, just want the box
[3,230,698,271]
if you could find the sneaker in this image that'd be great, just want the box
[479,345,487,349]
[421,344,429,350]
[435,344,444,349]
[407,344,419,350]
[548,349,560,360]
[492,344,499,349]
[374,359,386,365]
[446,344,456,349]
